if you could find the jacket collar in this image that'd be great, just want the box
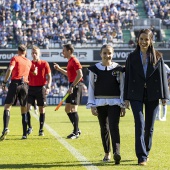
[131,50,158,80]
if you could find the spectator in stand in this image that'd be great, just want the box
[0,37,8,48]
[43,38,50,49]
[96,32,103,44]
[12,0,22,18]
[128,38,136,48]
[0,0,140,47]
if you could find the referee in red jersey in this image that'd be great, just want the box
[54,44,83,139]
[27,46,52,136]
[0,44,32,140]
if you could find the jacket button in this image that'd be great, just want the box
[132,90,134,92]
[155,80,158,82]
[157,90,159,92]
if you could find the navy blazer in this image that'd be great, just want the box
[124,50,169,102]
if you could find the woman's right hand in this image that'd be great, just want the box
[125,100,130,110]
[91,107,98,116]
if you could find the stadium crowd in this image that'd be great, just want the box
[0,0,139,48]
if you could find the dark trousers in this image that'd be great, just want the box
[130,99,159,163]
[97,105,121,155]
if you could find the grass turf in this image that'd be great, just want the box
[0,106,169,170]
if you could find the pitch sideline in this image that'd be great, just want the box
[31,113,99,170]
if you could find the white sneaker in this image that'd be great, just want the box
[34,109,39,115]
[67,133,79,139]
[29,106,33,111]
[161,117,166,121]
[155,117,161,121]
[0,128,10,141]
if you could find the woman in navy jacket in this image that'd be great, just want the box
[124,29,169,166]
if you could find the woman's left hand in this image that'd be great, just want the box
[120,108,126,117]
[91,107,98,116]
[161,99,167,106]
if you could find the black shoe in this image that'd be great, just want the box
[22,135,27,140]
[0,128,10,141]
[103,156,110,162]
[78,129,81,135]
[39,129,44,136]
[67,133,79,139]
[27,127,33,135]
[114,153,121,165]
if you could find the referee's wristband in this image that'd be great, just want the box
[70,83,74,88]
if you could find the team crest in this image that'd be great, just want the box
[112,71,118,76]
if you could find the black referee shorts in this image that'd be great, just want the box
[28,86,47,106]
[66,82,83,105]
[5,80,28,106]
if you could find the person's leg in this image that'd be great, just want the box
[39,106,45,136]
[0,104,11,140]
[3,106,11,131]
[108,105,121,164]
[65,103,73,125]
[71,105,79,135]
[130,100,148,164]
[145,100,159,156]
[36,86,47,136]
[161,104,167,121]
[0,82,18,140]
[27,103,32,128]
[97,106,111,161]
[66,83,82,139]
[20,106,28,139]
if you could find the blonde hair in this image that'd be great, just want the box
[32,45,40,51]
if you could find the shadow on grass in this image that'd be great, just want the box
[0,160,138,169]
[50,120,98,124]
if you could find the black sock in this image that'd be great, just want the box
[22,113,27,136]
[3,110,10,130]
[67,113,74,125]
[39,113,45,130]
[72,112,79,135]
[27,111,31,128]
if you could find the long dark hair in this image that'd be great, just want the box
[135,29,162,65]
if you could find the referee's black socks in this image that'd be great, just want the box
[27,111,32,128]
[72,112,79,135]
[67,113,74,125]
[3,110,10,130]
[22,113,27,136]
[39,113,45,130]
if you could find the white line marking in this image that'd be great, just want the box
[31,113,99,170]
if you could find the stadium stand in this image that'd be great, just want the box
[0,0,140,48]
[0,0,170,104]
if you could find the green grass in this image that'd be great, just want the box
[0,106,170,170]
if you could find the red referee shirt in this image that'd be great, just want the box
[29,60,51,86]
[10,55,32,83]
[67,56,82,83]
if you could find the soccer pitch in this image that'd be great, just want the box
[0,106,169,170]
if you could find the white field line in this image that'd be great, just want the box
[31,113,99,170]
